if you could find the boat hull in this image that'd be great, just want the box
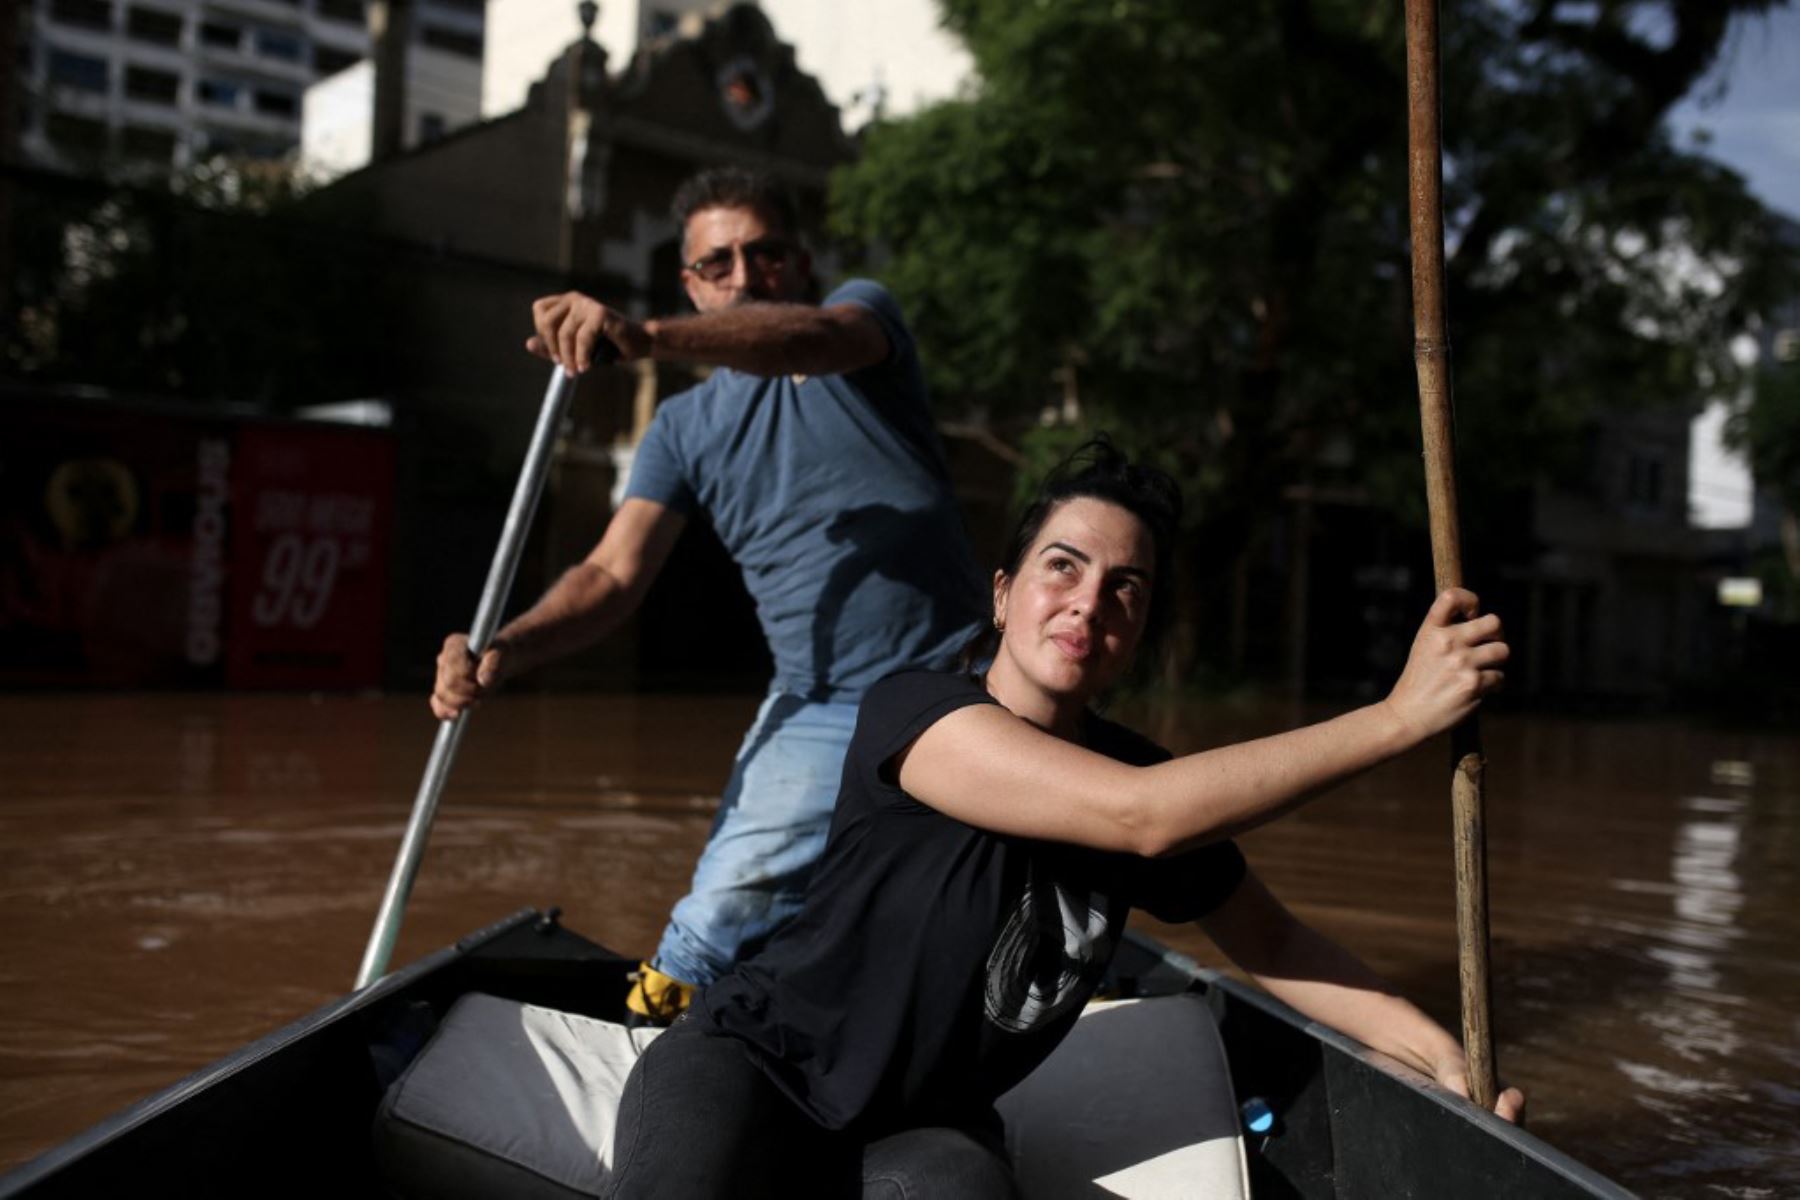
[0,910,1632,1199]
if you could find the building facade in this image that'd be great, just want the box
[300,41,480,177]
[479,0,972,128]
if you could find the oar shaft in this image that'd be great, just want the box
[355,365,582,989]
[1403,0,1497,1110]
[355,715,469,988]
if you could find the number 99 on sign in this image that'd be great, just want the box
[252,533,342,629]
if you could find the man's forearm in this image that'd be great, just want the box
[493,562,637,677]
[644,302,882,377]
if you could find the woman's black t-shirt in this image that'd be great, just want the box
[693,670,1248,1134]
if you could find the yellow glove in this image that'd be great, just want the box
[625,962,696,1025]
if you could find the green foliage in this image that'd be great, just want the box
[1732,362,1800,514]
[1728,359,1800,612]
[5,157,385,408]
[831,0,1798,570]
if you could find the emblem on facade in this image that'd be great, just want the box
[717,56,774,130]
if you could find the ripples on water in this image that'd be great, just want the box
[0,692,1794,1196]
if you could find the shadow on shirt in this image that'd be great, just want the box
[809,503,979,702]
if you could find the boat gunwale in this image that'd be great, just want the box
[1122,930,1639,1200]
[1,912,1638,1199]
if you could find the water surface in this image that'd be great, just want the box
[0,691,1793,1196]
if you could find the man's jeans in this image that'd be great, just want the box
[650,692,859,988]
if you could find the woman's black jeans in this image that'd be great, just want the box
[607,1017,1019,1199]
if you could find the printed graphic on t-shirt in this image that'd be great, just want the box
[982,866,1116,1034]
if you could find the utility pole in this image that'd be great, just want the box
[368,0,413,162]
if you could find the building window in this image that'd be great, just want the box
[417,111,445,142]
[1626,452,1665,510]
[647,8,679,38]
[313,45,359,76]
[49,0,114,32]
[46,112,110,156]
[199,20,241,49]
[121,124,178,162]
[252,88,297,117]
[49,49,110,92]
[198,78,240,107]
[254,29,304,62]
[124,63,180,104]
[233,137,291,160]
[316,0,364,25]
[126,6,183,46]
[200,129,288,158]
[419,24,481,59]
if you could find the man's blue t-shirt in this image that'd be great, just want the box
[623,280,986,701]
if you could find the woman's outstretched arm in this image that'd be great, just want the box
[896,589,1507,856]
[1199,868,1525,1122]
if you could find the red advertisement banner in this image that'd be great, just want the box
[1,399,394,689]
[224,424,393,689]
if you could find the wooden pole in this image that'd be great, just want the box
[1402,0,1497,1110]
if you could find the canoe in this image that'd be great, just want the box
[0,908,1632,1198]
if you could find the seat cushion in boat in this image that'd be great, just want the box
[995,996,1251,1199]
[372,992,661,1199]
[373,992,1247,1199]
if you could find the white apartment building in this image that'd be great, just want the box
[17,0,484,172]
[300,44,480,179]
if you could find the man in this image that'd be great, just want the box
[431,167,985,1022]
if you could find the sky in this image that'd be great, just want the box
[1668,5,1800,222]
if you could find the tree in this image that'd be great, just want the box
[5,156,386,408]
[831,0,1798,678]
[1731,358,1800,607]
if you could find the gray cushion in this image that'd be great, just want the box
[373,994,661,1199]
[995,997,1251,1199]
[374,993,1247,1199]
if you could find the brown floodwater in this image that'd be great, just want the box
[0,690,1794,1196]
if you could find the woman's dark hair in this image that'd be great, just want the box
[964,435,1184,673]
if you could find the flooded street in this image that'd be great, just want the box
[0,690,1795,1196]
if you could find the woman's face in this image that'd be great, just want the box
[993,496,1156,705]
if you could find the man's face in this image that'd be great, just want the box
[679,205,810,313]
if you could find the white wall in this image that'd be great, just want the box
[302,46,484,181]
[1687,334,1760,530]
[1689,399,1757,529]
[302,62,374,180]
[410,39,485,135]
[755,0,970,127]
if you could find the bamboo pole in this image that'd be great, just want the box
[1402,0,1497,1110]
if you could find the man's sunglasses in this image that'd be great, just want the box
[685,237,793,283]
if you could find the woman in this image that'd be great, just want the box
[608,440,1522,1198]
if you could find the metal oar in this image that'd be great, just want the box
[1403,0,1497,1108]
[356,355,607,989]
